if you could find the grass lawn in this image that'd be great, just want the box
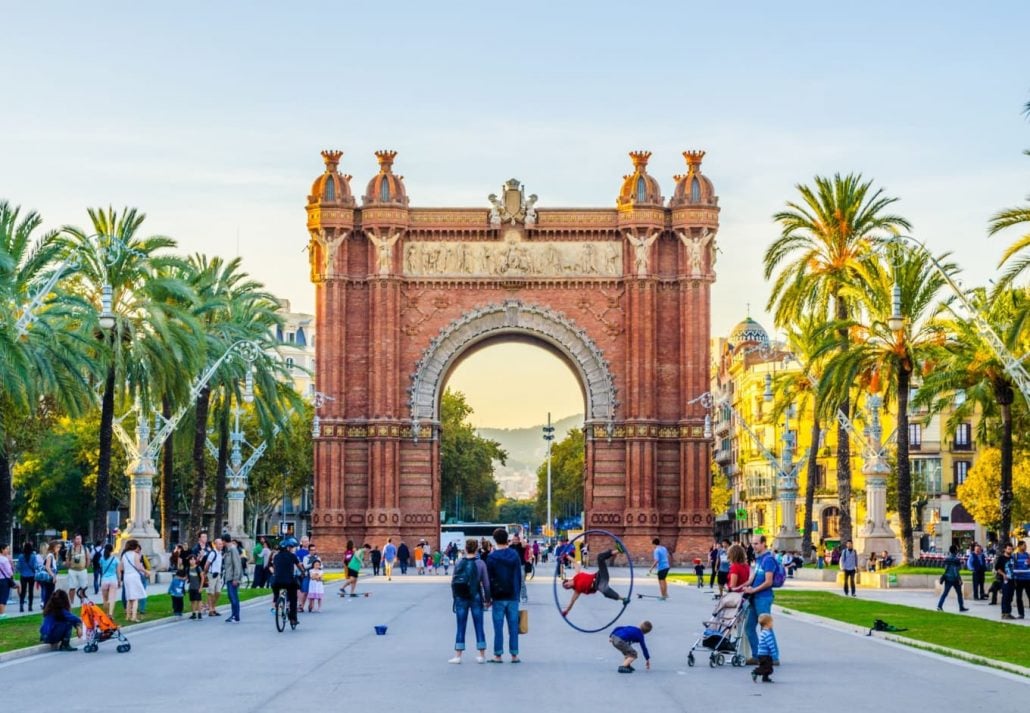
[775,591,1029,669]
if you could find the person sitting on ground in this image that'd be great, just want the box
[561,548,629,616]
[39,589,82,651]
[610,621,652,673]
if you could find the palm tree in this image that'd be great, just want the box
[816,243,954,561]
[916,288,1028,543]
[988,99,1030,291]
[0,201,96,543]
[765,174,911,544]
[59,208,201,539]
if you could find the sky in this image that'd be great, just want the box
[3,2,1028,427]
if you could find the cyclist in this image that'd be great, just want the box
[268,537,306,627]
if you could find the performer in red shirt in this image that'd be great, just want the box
[561,549,629,616]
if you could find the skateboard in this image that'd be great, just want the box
[636,594,667,600]
[338,591,371,597]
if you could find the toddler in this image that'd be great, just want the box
[306,559,324,612]
[187,554,205,620]
[693,558,705,588]
[751,613,779,683]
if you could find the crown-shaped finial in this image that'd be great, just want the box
[629,150,652,169]
[683,150,706,169]
[321,150,343,169]
[375,150,398,172]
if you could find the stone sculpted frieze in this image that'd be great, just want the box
[403,237,622,277]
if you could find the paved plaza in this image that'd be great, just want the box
[2,573,1025,712]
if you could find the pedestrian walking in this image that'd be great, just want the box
[967,544,988,600]
[936,545,969,612]
[716,539,731,598]
[648,537,671,599]
[91,540,104,595]
[16,542,37,612]
[750,613,779,683]
[170,546,187,618]
[383,538,397,580]
[743,535,778,666]
[0,544,15,617]
[708,541,719,589]
[118,539,147,622]
[222,536,244,623]
[448,538,490,664]
[397,541,410,575]
[39,541,60,608]
[1011,540,1030,619]
[414,543,425,575]
[486,528,523,663]
[252,537,268,588]
[65,534,90,605]
[299,543,318,611]
[840,540,858,597]
[371,545,382,576]
[997,543,1016,618]
[98,544,119,616]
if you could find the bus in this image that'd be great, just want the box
[441,522,521,550]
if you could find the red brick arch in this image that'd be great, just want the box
[306,150,718,562]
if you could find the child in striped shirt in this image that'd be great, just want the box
[751,613,779,683]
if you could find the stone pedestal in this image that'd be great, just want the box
[116,457,167,568]
[226,489,252,550]
[774,483,801,552]
[857,396,901,560]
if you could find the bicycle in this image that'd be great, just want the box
[274,587,297,632]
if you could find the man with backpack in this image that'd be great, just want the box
[743,535,782,666]
[839,540,859,597]
[936,545,969,612]
[1010,540,1030,619]
[448,538,490,664]
[486,528,523,663]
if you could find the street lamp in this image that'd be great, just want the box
[888,281,904,332]
[311,391,335,438]
[98,283,116,331]
[543,412,555,537]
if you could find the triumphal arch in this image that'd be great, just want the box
[305,148,719,560]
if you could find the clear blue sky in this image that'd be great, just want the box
[3,2,1028,426]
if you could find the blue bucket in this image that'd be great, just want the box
[374,625,388,635]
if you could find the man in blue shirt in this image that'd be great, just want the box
[383,538,398,581]
[610,621,652,673]
[648,538,671,600]
[743,535,778,665]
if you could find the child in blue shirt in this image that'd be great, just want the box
[610,621,652,673]
[751,613,779,683]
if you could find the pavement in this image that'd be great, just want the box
[0,568,1026,713]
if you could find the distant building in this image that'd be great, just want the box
[273,299,316,398]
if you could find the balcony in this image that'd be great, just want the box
[744,476,776,501]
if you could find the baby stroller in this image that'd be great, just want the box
[80,600,131,653]
[686,592,749,668]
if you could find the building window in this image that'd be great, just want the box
[323,176,335,202]
[636,176,647,203]
[380,178,390,202]
[954,460,970,485]
[822,506,841,539]
[814,464,826,490]
[296,327,307,347]
[908,423,922,449]
[954,423,972,450]
[287,331,295,343]
[286,357,295,370]
[912,458,942,495]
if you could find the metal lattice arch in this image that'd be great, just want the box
[408,300,617,431]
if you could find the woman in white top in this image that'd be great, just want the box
[0,543,15,617]
[118,539,148,621]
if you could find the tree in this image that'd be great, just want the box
[957,447,1030,531]
[244,402,313,537]
[0,202,96,545]
[59,208,202,539]
[440,389,506,522]
[497,498,536,526]
[710,466,732,517]
[917,288,1029,542]
[534,427,585,527]
[988,98,1030,293]
[817,242,954,561]
[765,174,911,544]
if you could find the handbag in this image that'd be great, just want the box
[34,555,54,584]
[518,608,529,635]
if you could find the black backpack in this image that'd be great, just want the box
[451,558,479,600]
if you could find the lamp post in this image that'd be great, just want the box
[543,413,555,538]
[857,390,900,559]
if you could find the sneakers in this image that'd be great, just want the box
[475,655,486,664]
[1002,614,1015,620]
[622,597,631,605]
[448,656,462,664]
[617,665,634,673]
[959,608,970,612]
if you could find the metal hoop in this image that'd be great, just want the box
[552,529,634,634]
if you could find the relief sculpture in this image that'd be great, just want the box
[403,238,622,277]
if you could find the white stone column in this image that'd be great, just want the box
[857,394,901,560]
[116,417,166,565]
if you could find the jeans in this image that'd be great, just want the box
[93,569,101,595]
[1002,580,1015,615]
[1015,580,1029,617]
[272,582,299,622]
[971,571,986,599]
[227,581,240,620]
[842,569,856,595]
[937,580,965,610]
[454,596,486,651]
[491,599,519,657]
[709,564,717,588]
[172,595,184,615]
[19,576,35,610]
[745,595,773,658]
[39,580,55,608]
[594,550,622,601]
[399,558,408,575]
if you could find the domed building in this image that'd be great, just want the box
[616,150,663,209]
[307,150,355,207]
[363,150,409,207]
[670,150,717,207]
[729,316,770,349]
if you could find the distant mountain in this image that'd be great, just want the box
[477,414,583,498]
